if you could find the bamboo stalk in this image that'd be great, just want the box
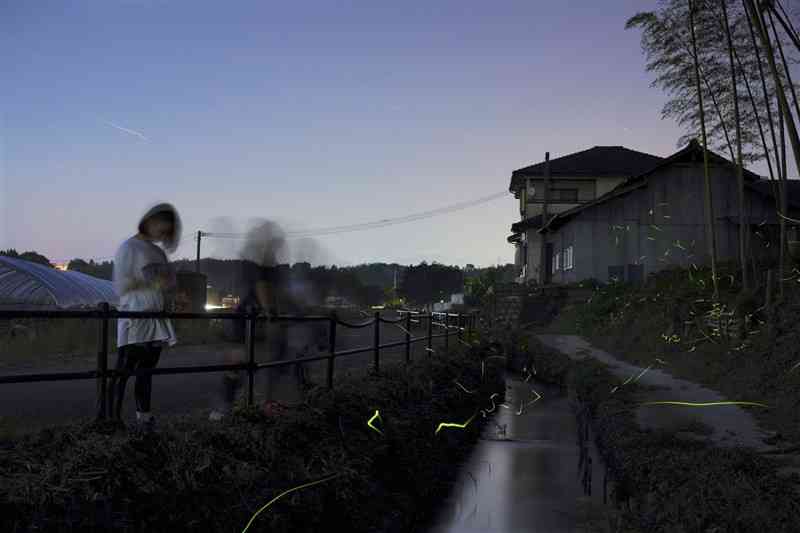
[722,0,749,291]
[748,0,800,301]
[743,0,784,185]
[690,0,719,301]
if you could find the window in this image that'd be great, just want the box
[563,246,574,270]
[553,251,561,272]
[550,188,578,202]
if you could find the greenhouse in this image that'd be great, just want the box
[0,256,118,309]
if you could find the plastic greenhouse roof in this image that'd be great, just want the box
[0,256,119,309]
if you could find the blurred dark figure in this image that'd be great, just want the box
[210,221,313,420]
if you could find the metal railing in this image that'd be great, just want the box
[0,306,477,420]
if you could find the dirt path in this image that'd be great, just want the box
[536,334,792,453]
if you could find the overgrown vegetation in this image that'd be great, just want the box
[0,340,503,532]
[547,261,800,448]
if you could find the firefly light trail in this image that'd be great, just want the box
[367,410,383,435]
[241,473,342,533]
[436,411,478,435]
[640,401,770,408]
[454,380,477,394]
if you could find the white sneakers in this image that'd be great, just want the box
[135,411,156,433]
[136,411,153,423]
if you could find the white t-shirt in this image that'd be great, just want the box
[113,236,178,348]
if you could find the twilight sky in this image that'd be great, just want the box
[2,1,795,268]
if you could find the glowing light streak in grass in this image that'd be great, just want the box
[367,410,383,435]
[481,393,500,415]
[629,365,652,384]
[525,389,542,407]
[776,211,800,224]
[241,473,342,533]
[392,324,411,336]
[641,401,770,408]
[454,380,477,394]
[436,411,478,435]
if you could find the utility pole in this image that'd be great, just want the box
[196,230,203,273]
[539,152,550,285]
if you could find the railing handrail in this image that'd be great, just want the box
[0,309,476,323]
[0,306,479,420]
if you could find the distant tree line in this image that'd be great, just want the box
[0,249,56,268]
[1,249,515,309]
[397,262,464,308]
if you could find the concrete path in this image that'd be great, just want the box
[536,334,790,453]
[425,376,609,533]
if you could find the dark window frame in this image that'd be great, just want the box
[550,188,579,202]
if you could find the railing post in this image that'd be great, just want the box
[457,313,462,341]
[444,313,449,352]
[327,314,336,389]
[96,302,109,420]
[246,309,256,407]
[405,311,411,364]
[427,312,433,356]
[373,311,380,374]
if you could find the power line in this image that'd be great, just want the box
[202,190,508,240]
[48,189,509,264]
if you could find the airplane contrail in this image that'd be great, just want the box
[103,120,150,142]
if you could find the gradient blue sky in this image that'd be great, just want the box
[2,1,795,268]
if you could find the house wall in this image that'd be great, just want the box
[545,161,785,284]
[518,176,628,282]
[524,176,611,219]
[524,230,542,282]
[596,177,628,197]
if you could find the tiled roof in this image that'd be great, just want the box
[540,140,770,233]
[509,146,664,192]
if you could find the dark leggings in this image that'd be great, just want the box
[109,342,162,419]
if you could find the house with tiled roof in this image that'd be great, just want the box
[508,145,664,282]
[509,139,800,285]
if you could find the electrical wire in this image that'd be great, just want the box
[48,189,508,263]
[201,190,508,240]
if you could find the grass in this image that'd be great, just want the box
[0,317,230,369]
[0,336,504,532]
